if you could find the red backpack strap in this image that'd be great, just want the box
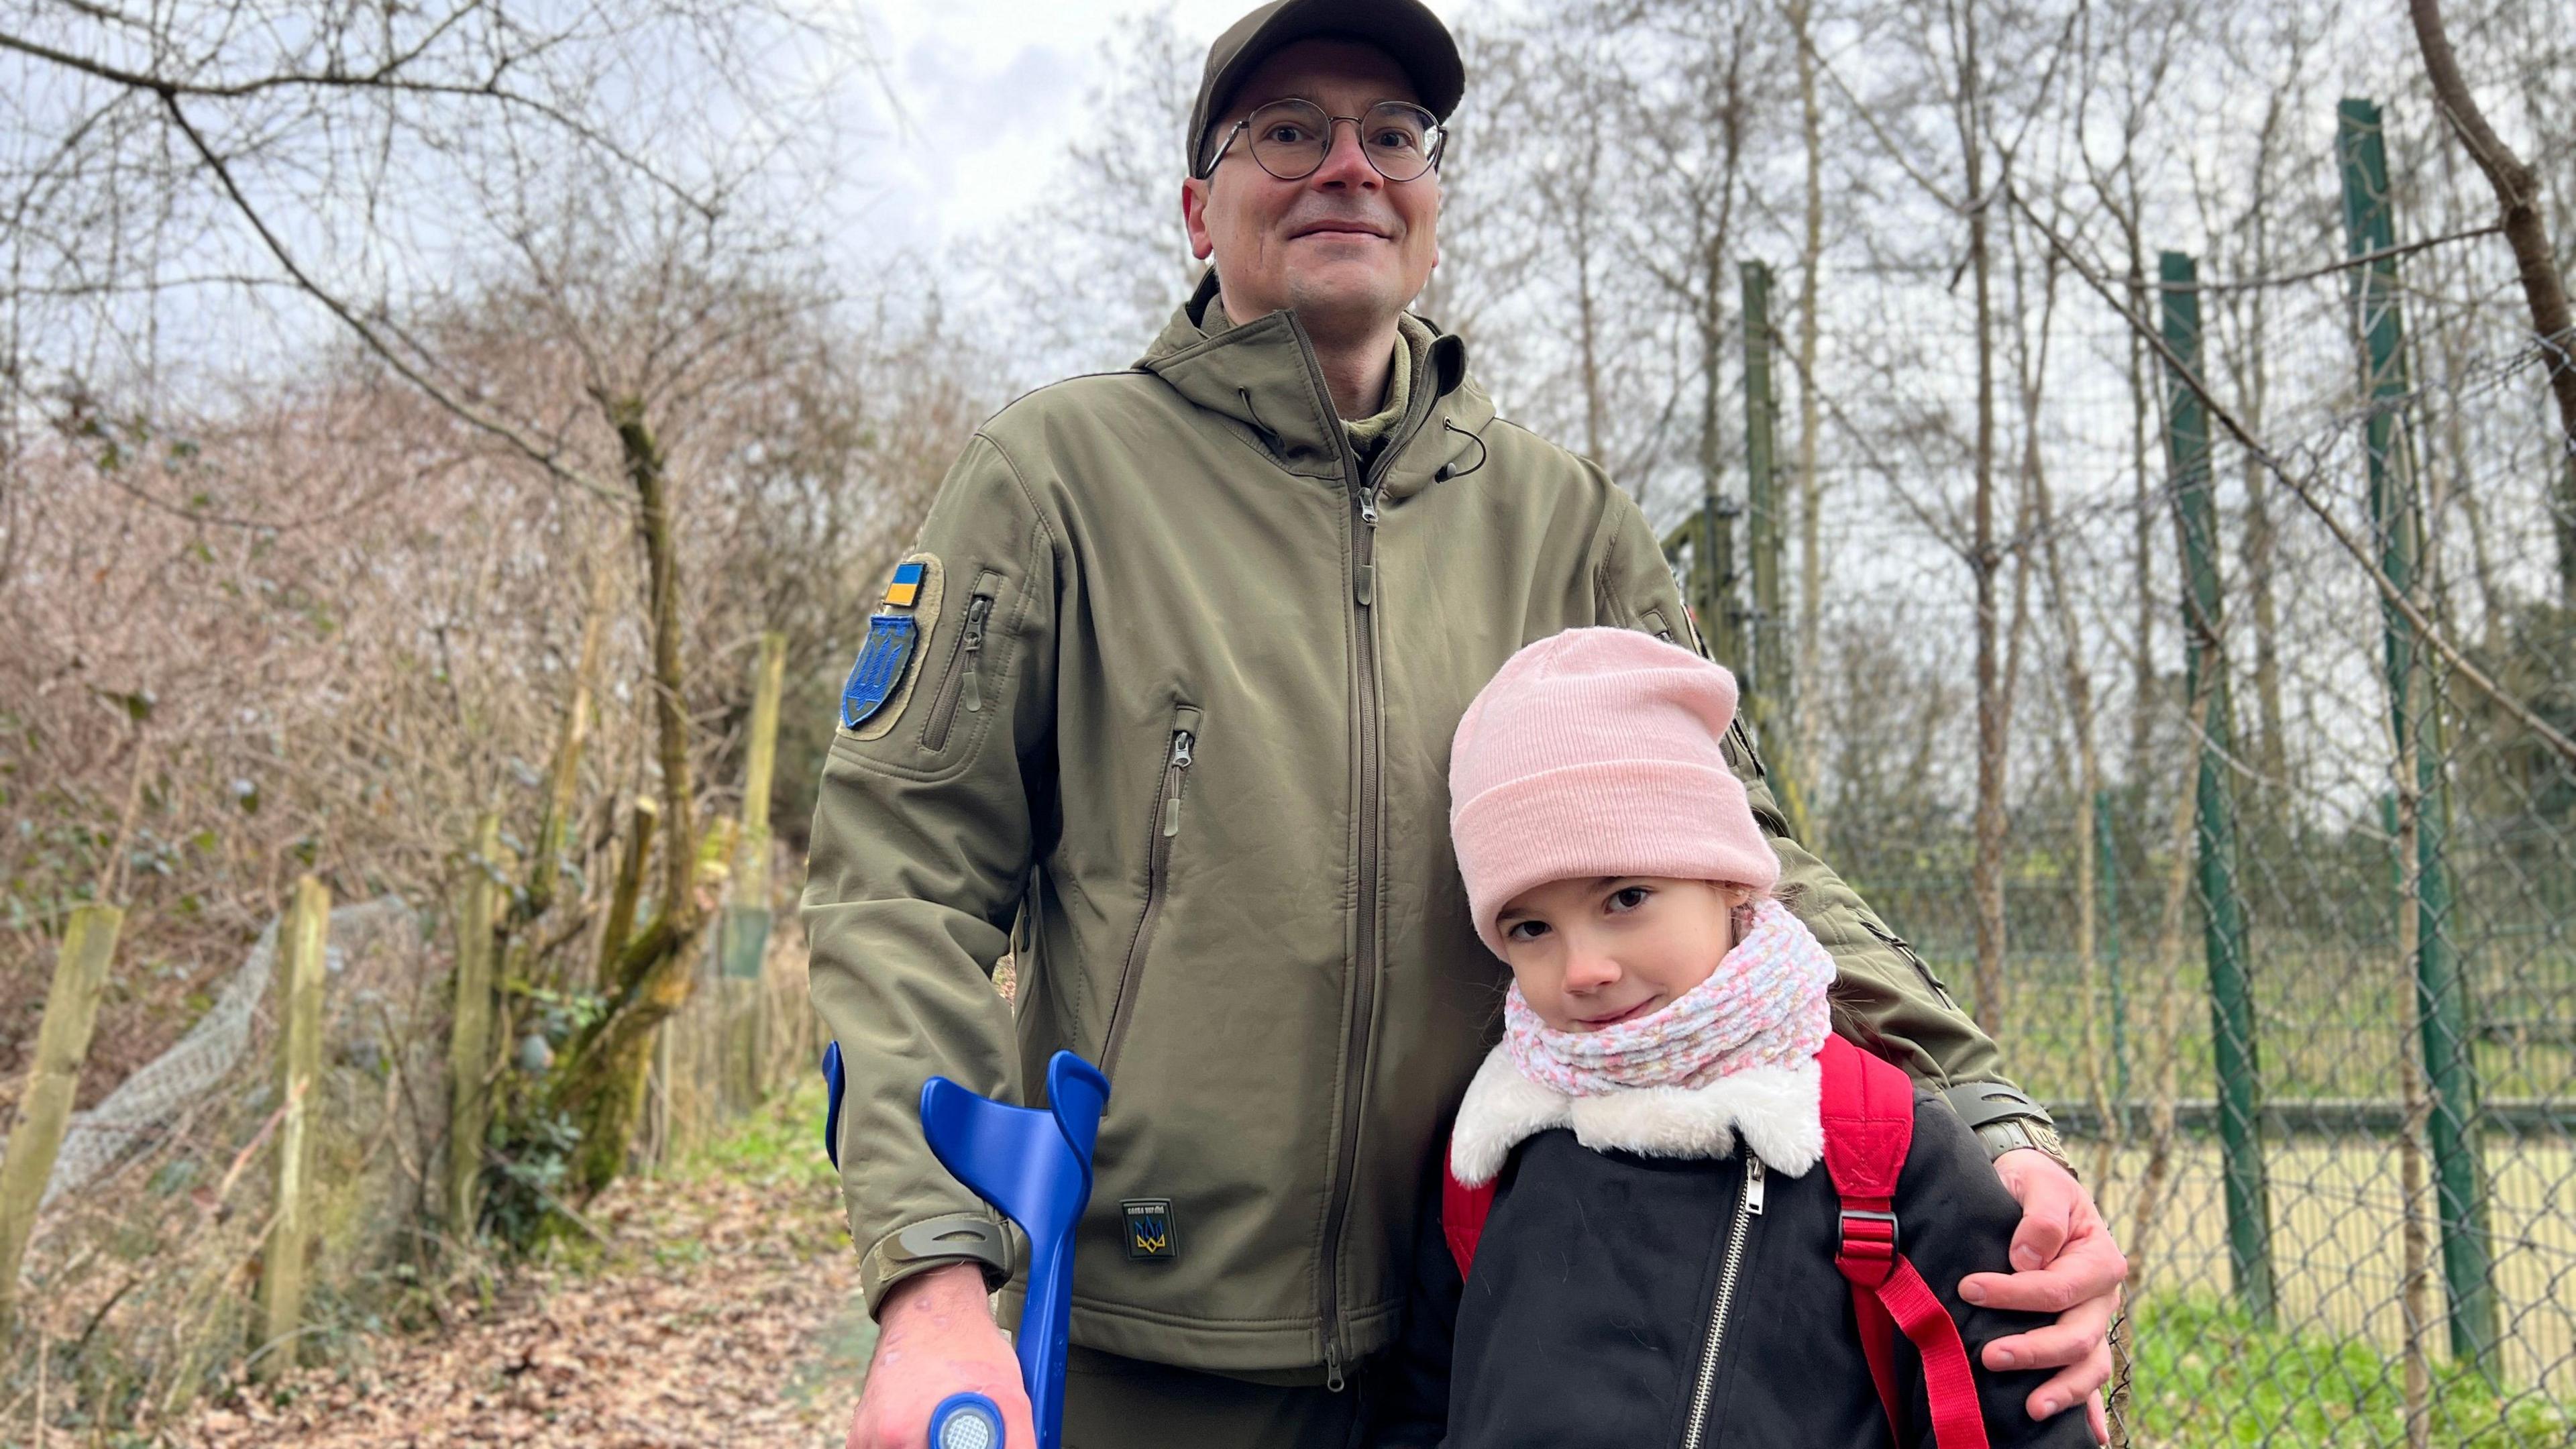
[1441,1146,1497,1279]
[1819,1035,1992,1449]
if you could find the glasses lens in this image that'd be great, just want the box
[1246,100,1331,180]
[1362,102,1439,181]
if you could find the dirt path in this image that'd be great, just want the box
[174,1114,873,1448]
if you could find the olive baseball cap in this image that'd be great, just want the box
[1187,0,1465,176]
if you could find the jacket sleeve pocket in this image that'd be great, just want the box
[1587,478,1692,643]
[802,433,1061,1315]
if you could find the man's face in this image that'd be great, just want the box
[1181,39,1442,335]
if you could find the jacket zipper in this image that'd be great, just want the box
[1289,321,1438,1390]
[1101,715,1197,1078]
[1680,1153,1764,1449]
[921,576,1000,751]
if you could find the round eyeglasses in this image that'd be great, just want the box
[1198,98,1448,184]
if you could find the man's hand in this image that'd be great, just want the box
[1961,1148,2127,1444]
[847,1264,1035,1449]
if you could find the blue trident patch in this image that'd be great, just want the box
[1122,1199,1175,1260]
[841,612,919,729]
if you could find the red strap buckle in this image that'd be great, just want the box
[1836,1207,1900,1286]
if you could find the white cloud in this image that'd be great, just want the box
[843,0,1471,255]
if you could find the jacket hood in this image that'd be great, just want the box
[1138,270,1495,502]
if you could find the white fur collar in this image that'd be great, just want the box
[1448,1042,1824,1186]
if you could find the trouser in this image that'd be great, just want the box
[1061,1347,1368,1449]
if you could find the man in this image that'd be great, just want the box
[804,3,2124,1446]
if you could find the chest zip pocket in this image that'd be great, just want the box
[921,570,1001,751]
[1102,704,1200,1080]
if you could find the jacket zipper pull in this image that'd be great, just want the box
[1354,490,1381,604]
[1743,1153,1766,1216]
[1324,1342,1346,1393]
[955,594,991,714]
[1161,730,1194,837]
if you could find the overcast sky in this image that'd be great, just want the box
[848,0,1472,257]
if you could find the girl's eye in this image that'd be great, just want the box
[1608,886,1652,912]
[1505,919,1550,942]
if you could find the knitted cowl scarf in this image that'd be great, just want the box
[1503,898,1833,1097]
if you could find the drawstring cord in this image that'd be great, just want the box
[1436,419,1489,482]
[1235,389,1485,481]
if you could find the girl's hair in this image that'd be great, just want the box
[1826,983,1904,1061]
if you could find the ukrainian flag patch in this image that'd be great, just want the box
[838,551,944,740]
[884,560,926,608]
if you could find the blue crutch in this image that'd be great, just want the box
[820,1042,1110,1449]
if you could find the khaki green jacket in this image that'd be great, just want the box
[802,276,2006,1379]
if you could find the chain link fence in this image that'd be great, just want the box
[1767,109,2576,1448]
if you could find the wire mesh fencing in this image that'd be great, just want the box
[1780,117,2576,1446]
[2,893,460,1423]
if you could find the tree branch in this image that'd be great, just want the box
[2002,176,2576,769]
[2406,0,2576,598]
[154,89,625,505]
[0,28,716,218]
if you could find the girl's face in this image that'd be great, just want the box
[1496,877,1758,1032]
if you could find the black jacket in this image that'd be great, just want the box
[1373,1079,2096,1449]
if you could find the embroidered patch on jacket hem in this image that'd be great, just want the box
[1122,1199,1176,1261]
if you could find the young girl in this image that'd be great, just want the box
[1376,628,2094,1449]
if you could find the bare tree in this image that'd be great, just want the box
[1611,1,1757,552]
[1788,0,1829,843]
[0,0,892,1212]
[2408,0,2576,607]
[982,8,1204,380]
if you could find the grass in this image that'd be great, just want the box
[667,1076,841,1193]
[1904,940,2576,1109]
[2126,1297,2573,1447]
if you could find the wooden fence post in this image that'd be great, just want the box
[446,812,501,1244]
[253,877,329,1380]
[0,903,123,1336]
[721,631,788,1111]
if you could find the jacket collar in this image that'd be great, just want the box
[1138,270,1494,501]
[1447,1042,1826,1187]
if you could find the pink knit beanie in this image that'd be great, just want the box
[1449,627,1780,957]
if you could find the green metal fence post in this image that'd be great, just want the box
[1742,263,1780,699]
[1662,500,1741,671]
[1741,261,1811,839]
[1707,492,1743,667]
[2159,249,2276,1324]
[2096,789,2128,1130]
[2337,96,2498,1373]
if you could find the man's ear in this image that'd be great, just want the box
[1181,177,1215,261]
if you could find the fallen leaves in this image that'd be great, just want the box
[172,1157,863,1448]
